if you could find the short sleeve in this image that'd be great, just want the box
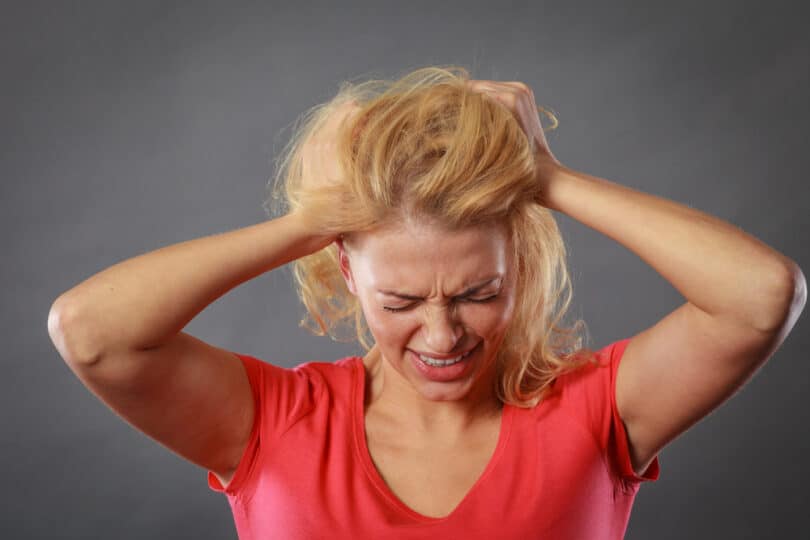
[602,338,661,487]
[207,352,323,497]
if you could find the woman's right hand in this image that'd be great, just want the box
[291,99,364,243]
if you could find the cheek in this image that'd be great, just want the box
[494,290,518,327]
[466,299,516,335]
[477,315,511,339]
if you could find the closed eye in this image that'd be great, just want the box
[382,294,499,313]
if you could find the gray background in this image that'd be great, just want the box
[3,0,808,538]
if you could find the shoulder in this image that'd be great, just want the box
[236,353,359,377]
[231,352,361,405]
[292,355,360,379]
[526,338,631,422]
[553,339,630,393]
[291,356,360,389]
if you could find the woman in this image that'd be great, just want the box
[47,66,805,539]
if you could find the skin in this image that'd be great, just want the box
[336,218,517,435]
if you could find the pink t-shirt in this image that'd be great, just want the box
[207,338,660,539]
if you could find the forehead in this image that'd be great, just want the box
[348,221,511,289]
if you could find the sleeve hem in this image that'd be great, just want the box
[207,352,263,498]
[608,337,661,485]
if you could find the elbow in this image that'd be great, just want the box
[47,299,103,366]
[755,259,806,334]
[786,260,807,321]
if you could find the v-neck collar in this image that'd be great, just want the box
[349,356,514,523]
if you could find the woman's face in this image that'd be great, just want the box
[338,219,517,403]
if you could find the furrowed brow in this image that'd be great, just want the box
[378,276,502,299]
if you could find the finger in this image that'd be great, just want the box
[466,79,500,91]
[500,81,533,95]
[464,82,510,109]
[466,81,505,103]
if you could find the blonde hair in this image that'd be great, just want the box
[265,65,597,407]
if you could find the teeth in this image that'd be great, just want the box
[417,348,472,367]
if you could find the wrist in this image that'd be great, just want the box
[536,160,570,211]
[283,211,339,253]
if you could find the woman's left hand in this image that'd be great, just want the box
[466,79,562,190]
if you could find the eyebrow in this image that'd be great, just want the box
[377,275,503,300]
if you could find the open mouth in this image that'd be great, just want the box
[416,347,475,367]
[408,342,479,382]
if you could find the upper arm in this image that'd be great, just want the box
[60,331,254,481]
[616,300,798,477]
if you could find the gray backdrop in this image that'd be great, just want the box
[3,0,808,538]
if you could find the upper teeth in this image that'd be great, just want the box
[418,349,472,367]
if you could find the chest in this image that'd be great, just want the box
[363,415,502,519]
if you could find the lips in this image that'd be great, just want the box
[408,343,479,382]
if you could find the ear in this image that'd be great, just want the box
[336,237,358,295]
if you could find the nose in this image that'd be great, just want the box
[421,305,463,353]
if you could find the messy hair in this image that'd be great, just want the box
[265,65,597,407]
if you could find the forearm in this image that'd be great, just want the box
[49,212,330,362]
[542,165,803,332]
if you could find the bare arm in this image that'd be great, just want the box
[47,213,332,483]
[467,79,805,478]
[49,212,330,363]
[544,165,805,475]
